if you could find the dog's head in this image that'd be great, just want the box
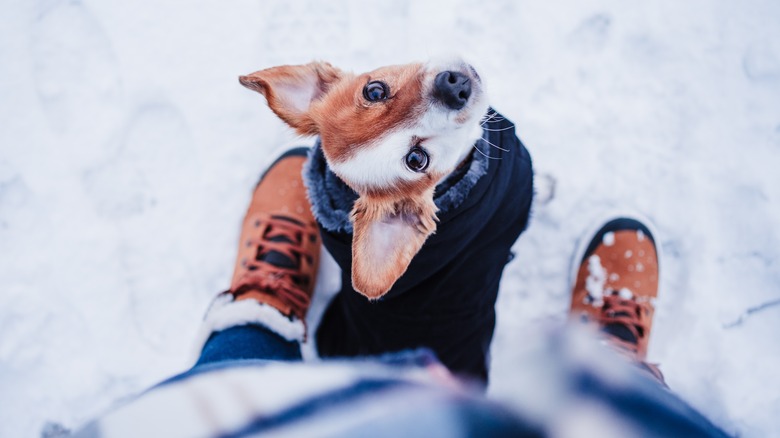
[240,59,488,299]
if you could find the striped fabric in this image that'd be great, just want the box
[74,355,529,438]
[73,331,729,438]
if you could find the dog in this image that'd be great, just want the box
[239,59,489,298]
[241,59,533,382]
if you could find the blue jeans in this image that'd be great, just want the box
[153,325,302,387]
[196,325,302,365]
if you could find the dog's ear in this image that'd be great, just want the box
[350,195,438,299]
[239,62,343,136]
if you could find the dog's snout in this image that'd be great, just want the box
[433,71,471,110]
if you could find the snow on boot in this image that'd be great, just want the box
[570,216,664,383]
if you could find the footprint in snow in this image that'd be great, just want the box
[82,102,197,221]
[261,0,351,63]
[0,163,35,234]
[29,0,122,141]
[83,102,201,349]
[743,40,780,81]
[567,13,612,52]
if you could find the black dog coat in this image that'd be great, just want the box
[304,109,534,383]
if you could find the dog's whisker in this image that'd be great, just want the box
[480,119,510,129]
[473,144,502,160]
[480,112,499,122]
[478,137,509,152]
[481,113,506,124]
[480,125,515,132]
[480,115,500,124]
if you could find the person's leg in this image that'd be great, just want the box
[192,147,321,367]
[488,327,729,437]
[492,217,727,436]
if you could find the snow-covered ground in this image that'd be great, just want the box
[1,0,779,436]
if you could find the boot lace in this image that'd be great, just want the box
[232,215,315,320]
[597,292,666,384]
[597,292,649,356]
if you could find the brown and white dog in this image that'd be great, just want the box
[239,59,489,299]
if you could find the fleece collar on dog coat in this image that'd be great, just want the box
[303,121,491,235]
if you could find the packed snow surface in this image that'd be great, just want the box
[1,0,779,436]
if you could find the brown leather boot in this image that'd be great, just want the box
[570,217,665,383]
[198,148,321,345]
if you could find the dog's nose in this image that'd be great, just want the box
[433,71,471,110]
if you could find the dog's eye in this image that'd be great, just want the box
[363,81,389,102]
[405,146,429,172]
